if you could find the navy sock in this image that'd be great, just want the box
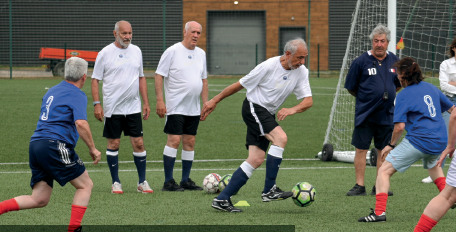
[217,167,249,200]
[133,152,146,184]
[263,154,282,193]
[181,160,193,183]
[163,155,176,183]
[106,149,120,184]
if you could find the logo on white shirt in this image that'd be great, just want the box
[283,76,288,80]
[188,55,192,59]
[119,54,123,58]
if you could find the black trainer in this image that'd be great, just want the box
[212,198,242,212]
[347,183,366,196]
[358,208,386,222]
[161,179,185,191]
[180,178,203,190]
[370,186,393,196]
[74,226,82,232]
[261,185,293,202]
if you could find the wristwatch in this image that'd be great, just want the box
[93,101,101,106]
[387,142,396,148]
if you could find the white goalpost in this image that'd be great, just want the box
[319,0,456,165]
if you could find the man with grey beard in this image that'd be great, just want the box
[91,20,152,194]
[201,38,313,212]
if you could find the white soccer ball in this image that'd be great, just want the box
[203,173,221,194]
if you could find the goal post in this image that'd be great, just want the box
[319,0,455,164]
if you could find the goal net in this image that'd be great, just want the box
[320,0,455,163]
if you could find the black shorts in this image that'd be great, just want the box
[164,114,200,135]
[29,139,85,188]
[242,98,279,152]
[103,113,143,139]
[351,121,393,150]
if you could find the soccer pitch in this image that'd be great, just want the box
[0,78,454,231]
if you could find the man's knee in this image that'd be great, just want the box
[167,135,182,148]
[108,139,120,150]
[131,137,145,151]
[34,197,50,208]
[182,136,196,149]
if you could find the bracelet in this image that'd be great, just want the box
[93,101,101,106]
[387,142,396,148]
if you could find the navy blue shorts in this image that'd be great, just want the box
[242,98,279,152]
[351,121,393,150]
[29,139,85,188]
[164,114,200,135]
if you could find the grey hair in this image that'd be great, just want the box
[65,57,88,82]
[369,24,391,42]
[283,38,307,55]
[185,21,202,31]
[114,20,129,32]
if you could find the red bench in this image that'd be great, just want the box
[39,47,98,76]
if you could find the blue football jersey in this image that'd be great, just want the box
[394,81,453,154]
[30,81,88,146]
[345,51,401,126]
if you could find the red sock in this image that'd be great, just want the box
[0,198,19,215]
[375,193,388,216]
[68,205,87,232]
[434,177,446,192]
[414,214,437,232]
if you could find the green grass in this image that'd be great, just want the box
[0,77,454,231]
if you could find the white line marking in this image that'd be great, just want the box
[0,158,319,165]
[0,164,427,174]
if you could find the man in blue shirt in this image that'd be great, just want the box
[344,24,401,196]
[359,57,454,222]
[0,57,101,232]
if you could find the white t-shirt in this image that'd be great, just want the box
[239,56,312,114]
[439,57,456,97]
[156,42,207,116]
[92,43,144,117]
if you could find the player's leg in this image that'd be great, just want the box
[415,157,456,231]
[180,134,202,190]
[262,126,292,201]
[212,145,262,212]
[218,145,263,201]
[348,122,374,196]
[179,115,202,190]
[68,170,93,231]
[4,140,55,213]
[359,138,420,222]
[426,160,445,192]
[0,181,53,215]
[107,138,122,193]
[414,187,456,232]
[162,115,185,191]
[371,124,394,196]
[104,115,123,193]
[126,113,152,193]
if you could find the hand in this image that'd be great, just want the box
[94,104,104,122]
[201,99,217,121]
[90,148,101,165]
[142,103,150,120]
[277,108,296,121]
[381,146,393,160]
[156,100,167,118]
[438,147,455,167]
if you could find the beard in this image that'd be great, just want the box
[288,59,300,70]
[117,35,131,48]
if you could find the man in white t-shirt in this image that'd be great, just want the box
[91,20,152,194]
[155,21,208,191]
[201,38,313,212]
